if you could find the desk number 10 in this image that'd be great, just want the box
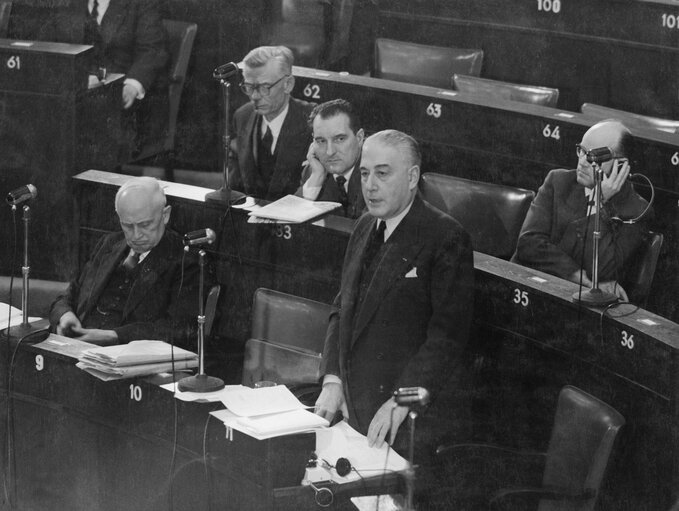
[6,56,20,70]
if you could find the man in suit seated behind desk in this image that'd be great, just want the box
[297,99,366,219]
[512,119,651,301]
[230,46,313,201]
[49,177,201,347]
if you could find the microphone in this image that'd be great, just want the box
[183,228,216,246]
[394,387,430,406]
[6,184,38,206]
[586,147,614,164]
[213,62,241,81]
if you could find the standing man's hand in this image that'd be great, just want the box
[122,84,138,109]
[367,398,409,448]
[314,381,347,423]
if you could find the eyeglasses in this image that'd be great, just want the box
[575,144,588,158]
[239,75,289,96]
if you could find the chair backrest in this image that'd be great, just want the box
[242,288,332,387]
[0,276,69,318]
[374,38,484,89]
[542,386,625,511]
[162,20,197,152]
[622,231,663,307]
[0,1,11,38]
[453,74,560,108]
[420,173,535,259]
[581,103,679,134]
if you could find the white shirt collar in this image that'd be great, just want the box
[89,0,109,24]
[129,247,150,264]
[381,198,415,241]
[260,102,290,153]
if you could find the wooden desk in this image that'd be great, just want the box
[0,39,122,281]
[291,66,679,321]
[71,171,679,510]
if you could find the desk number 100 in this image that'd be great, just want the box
[537,0,561,14]
[6,56,20,70]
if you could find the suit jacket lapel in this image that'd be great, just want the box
[79,237,128,318]
[124,235,171,317]
[99,0,129,43]
[267,100,307,199]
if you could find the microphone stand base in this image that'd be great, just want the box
[205,187,246,205]
[572,288,618,307]
[177,373,225,393]
[1,318,50,341]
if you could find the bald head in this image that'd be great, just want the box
[581,119,632,158]
[115,177,170,253]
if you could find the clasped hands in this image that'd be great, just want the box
[314,382,409,448]
[569,270,628,302]
[57,311,118,345]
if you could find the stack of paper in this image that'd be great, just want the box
[247,195,341,223]
[76,340,198,381]
[211,385,329,439]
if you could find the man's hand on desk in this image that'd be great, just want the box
[314,381,347,423]
[68,326,119,345]
[568,271,628,301]
[367,398,409,449]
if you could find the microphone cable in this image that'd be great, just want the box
[610,173,655,225]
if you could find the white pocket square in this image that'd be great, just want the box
[405,267,418,278]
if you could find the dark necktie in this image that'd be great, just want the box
[261,125,273,156]
[335,175,349,209]
[121,250,140,272]
[362,220,386,270]
[90,0,99,22]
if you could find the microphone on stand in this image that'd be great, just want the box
[394,387,431,406]
[586,147,614,165]
[183,228,216,247]
[213,62,241,81]
[7,184,37,206]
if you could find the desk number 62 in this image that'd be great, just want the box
[6,56,21,70]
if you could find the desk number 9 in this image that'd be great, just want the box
[512,288,529,307]
[6,56,20,70]
[35,354,44,371]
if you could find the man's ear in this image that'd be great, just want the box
[408,165,420,189]
[162,205,172,225]
[283,74,295,94]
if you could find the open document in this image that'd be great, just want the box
[247,194,341,223]
[211,385,329,439]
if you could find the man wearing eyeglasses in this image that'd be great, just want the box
[230,46,313,200]
[512,119,651,302]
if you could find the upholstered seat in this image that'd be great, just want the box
[453,74,560,107]
[435,385,625,511]
[623,231,663,307]
[420,173,535,259]
[374,38,483,89]
[581,103,679,134]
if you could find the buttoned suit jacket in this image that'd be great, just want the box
[49,229,200,346]
[37,0,168,92]
[512,168,651,282]
[322,196,474,438]
[230,97,313,201]
[298,160,366,218]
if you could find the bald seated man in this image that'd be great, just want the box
[512,119,652,301]
[50,177,202,347]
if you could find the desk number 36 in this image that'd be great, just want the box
[621,330,635,350]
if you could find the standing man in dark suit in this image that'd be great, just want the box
[230,46,313,201]
[315,130,474,451]
[512,119,651,301]
[298,99,366,218]
[49,177,201,347]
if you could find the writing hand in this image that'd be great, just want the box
[367,398,409,448]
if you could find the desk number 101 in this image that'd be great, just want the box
[6,56,20,70]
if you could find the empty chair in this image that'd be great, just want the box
[435,385,625,511]
[581,103,679,134]
[622,231,663,308]
[374,38,483,89]
[453,74,560,108]
[0,1,11,38]
[242,288,332,393]
[260,0,329,68]
[123,20,197,181]
[420,173,535,259]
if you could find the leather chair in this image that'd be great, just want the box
[242,288,332,397]
[122,20,197,181]
[420,173,535,259]
[622,231,663,308]
[453,74,560,108]
[0,276,69,318]
[374,38,483,89]
[260,0,330,68]
[435,385,625,511]
[0,1,11,38]
[581,103,679,134]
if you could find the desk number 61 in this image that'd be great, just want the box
[6,56,21,70]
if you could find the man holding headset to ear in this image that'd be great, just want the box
[512,119,652,301]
